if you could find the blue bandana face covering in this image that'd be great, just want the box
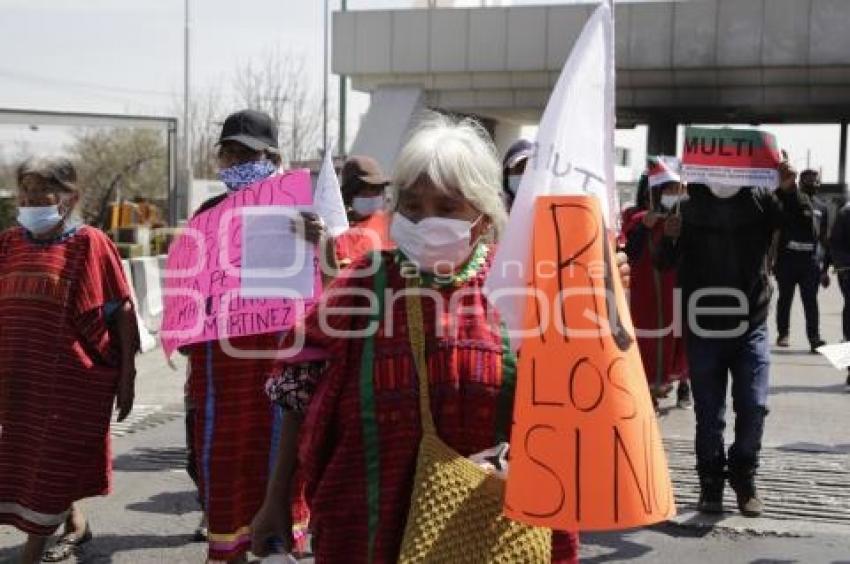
[218,160,277,191]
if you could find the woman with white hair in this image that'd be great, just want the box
[248,114,626,562]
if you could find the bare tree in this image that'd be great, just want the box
[184,85,226,179]
[66,128,167,227]
[182,50,332,180]
[0,142,39,230]
[231,50,328,163]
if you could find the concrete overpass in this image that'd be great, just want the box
[334,0,850,182]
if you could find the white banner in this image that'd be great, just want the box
[485,0,617,350]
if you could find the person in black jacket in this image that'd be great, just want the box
[829,197,850,390]
[656,163,791,519]
[773,168,830,352]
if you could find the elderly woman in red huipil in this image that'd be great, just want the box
[248,115,632,563]
[623,157,691,410]
[0,158,138,563]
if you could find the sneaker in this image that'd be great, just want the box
[776,335,790,347]
[810,338,826,354]
[193,514,208,542]
[676,381,693,410]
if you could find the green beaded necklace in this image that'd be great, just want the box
[394,243,489,288]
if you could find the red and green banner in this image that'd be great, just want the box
[682,127,782,187]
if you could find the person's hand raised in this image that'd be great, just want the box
[642,211,662,229]
[292,211,326,245]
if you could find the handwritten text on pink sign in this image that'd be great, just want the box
[161,170,319,356]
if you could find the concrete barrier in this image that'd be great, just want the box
[129,256,164,334]
[121,259,157,353]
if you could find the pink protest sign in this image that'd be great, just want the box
[161,170,320,356]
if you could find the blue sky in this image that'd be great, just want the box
[0,0,847,182]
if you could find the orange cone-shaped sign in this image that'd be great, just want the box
[504,195,676,531]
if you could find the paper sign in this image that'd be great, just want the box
[241,205,316,299]
[682,127,782,188]
[160,170,320,356]
[504,195,675,532]
[816,342,850,370]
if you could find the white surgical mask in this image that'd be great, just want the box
[17,205,64,235]
[351,195,385,217]
[390,214,480,273]
[660,194,682,209]
[507,175,522,196]
[708,185,741,199]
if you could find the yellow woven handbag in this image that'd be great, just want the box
[397,281,552,563]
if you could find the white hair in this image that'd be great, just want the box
[391,112,508,238]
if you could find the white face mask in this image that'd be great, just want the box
[17,205,64,235]
[708,185,741,199]
[507,175,522,196]
[390,214,481,274]
[351,195,385,217]
[660,194,683,209]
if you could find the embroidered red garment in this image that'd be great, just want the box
[277,249,578,563]
[187,335,310,561]
[623,211,688,391]
[0,226,137,535]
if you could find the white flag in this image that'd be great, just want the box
[484,0,617,350]
[314,149,349,237]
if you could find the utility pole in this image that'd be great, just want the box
[323,0,330,157]
[338,0,348,157]
[181,0,192,225]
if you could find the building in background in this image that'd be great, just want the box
[335,0,850,191]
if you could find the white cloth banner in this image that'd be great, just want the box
[484,0,617,350]
[816,342,850,370]
[314,149,349,237]
[121,259,157,353]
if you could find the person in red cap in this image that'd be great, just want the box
[333,155,394,267]
[623,156,691,412]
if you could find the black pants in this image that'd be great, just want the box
[839,272,850,341]
[775,255,821,343]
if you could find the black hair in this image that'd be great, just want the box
[501,170,516,210]
[265,149,282,167]
[634,174,649,210]
[340,177,361,208]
